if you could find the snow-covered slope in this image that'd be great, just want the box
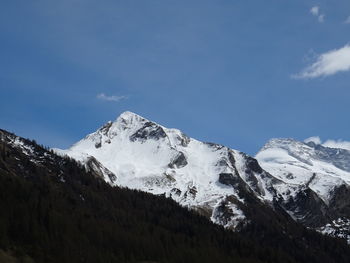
[257,139,350,202]
[56,111,282,229]
[256,138,350,241]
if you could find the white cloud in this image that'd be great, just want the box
[323,140,350,151]
[310,6,325,23]
[310,6,319,16]
[294,44,350,79]
[304,136,322,145]
[304,137,350,151]
[344,16,350,24]
[318,14,325,23]
[97,93,127,102]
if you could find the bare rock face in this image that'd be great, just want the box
[85,156,117,184]
[329,184,350,218]
[168,152,188,168]
[130,122,167,142]
[218,173,246,190]
[281,187,329,227]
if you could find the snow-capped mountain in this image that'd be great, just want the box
[56,111,350,242]
[3,129,350,263]
[56,111,285,229]
[256,138,350,242]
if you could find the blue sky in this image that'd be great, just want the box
[1,0,350,155]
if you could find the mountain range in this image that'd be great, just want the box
[2,125,350,263]
[54,111,350,243]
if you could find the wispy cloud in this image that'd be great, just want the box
[97,93,128,102]
[310,6,325,23]
[294,44,350,79]
[310,6,319,16]
[323,139,350,151]
[304,136,321,145]
[317,14,325,23]
[344,16,350,24]
[304,137,350,151]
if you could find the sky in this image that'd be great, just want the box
[1,0,350,155]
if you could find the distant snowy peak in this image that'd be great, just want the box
[258,137,350,174]
[256,137,350,191]
[256,137,350,242]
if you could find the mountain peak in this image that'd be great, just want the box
[117,111,148,123]
[112,111,155,134]
[260,138,301,151]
